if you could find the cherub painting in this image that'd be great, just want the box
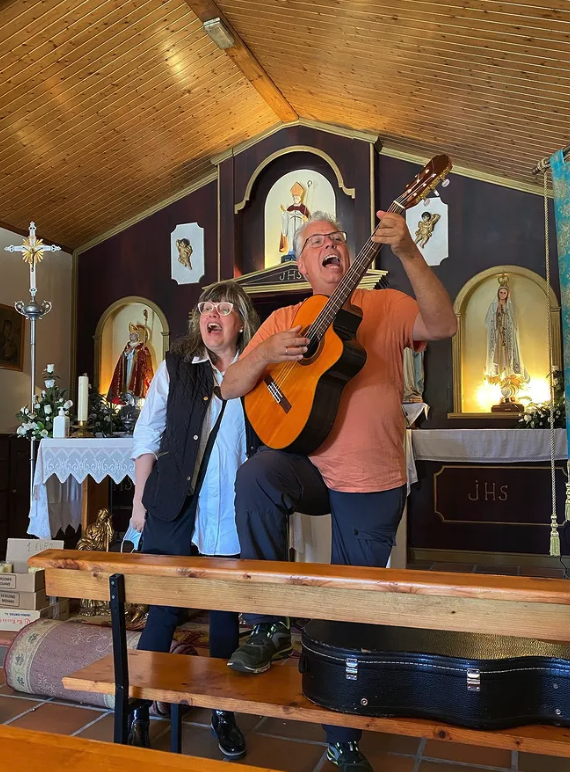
[176,238,193,269]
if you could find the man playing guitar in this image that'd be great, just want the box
[221,208,456,772]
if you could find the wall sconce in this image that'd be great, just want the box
[203,18,235,50]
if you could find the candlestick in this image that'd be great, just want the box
[78,374,89,422]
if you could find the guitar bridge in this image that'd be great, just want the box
[264,375,292,413]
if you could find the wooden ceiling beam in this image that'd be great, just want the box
[182,0,297,123]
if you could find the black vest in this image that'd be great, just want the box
[142,352,259,522]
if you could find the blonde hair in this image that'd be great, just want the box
[171,280,259,364]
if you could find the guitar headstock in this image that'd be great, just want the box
[398,155,452,210]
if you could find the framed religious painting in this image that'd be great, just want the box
[0,303,25,372]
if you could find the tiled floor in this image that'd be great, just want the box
[0,661,562,772]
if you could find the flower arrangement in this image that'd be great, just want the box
[87,386,125,436]
[15,364,73,440]
[519,369,566,429]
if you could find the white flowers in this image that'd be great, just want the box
[46,364,54,374]
[44,379,55,388]
[63,400,73,410]
[44,405,52,415]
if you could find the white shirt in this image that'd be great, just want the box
[131,356,246,555]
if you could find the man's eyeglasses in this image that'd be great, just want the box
[197,301,234,316]
[301,230,347,253]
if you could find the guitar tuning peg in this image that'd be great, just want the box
[441,179,450,187]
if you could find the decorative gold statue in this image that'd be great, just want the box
[414,211,441,248]
[78,509,115,616]
[176,237,193,269]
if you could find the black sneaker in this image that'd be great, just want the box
[227,619,292,674]
[327,741,373,771]
[211,710,246,759]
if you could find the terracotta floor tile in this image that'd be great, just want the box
[77,713,169,743]
[9,702,103,735]
[519,752,570,772]
[322,752,415,772]
[419,762,501,772]
[259,717,326,742]
[0,694,43,723]
[423,739,512,768]
[158,726,327,771]
[182,708,263,734]
[235,732,325,772]
[360,729,420,756]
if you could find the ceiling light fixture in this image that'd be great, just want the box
[203,18,235,50]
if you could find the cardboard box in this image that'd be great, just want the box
[0,599,70,632]
[0,589,47,609]
[0,539,64,592]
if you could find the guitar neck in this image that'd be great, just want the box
[308,201,401,341]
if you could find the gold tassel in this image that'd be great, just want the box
[550,519,561,557]
[566,462,570,521]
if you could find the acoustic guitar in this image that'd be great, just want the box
[245,155,452,454]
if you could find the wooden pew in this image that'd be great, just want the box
[0,724,277,771]
[30,550,570,759]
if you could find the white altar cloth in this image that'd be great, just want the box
[29,438,136,540]
[411,428,568,464]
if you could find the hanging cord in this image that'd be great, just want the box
[543,168,561,556]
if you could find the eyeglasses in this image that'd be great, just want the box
[301,230,347,253]
[197,301,234,316]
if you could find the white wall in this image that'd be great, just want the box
[0,226,73,433]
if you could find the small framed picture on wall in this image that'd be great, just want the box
[0,303,25,372]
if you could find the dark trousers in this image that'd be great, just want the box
[137,495,240,661]
[234,447,406,745]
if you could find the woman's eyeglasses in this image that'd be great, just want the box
[197,301,234,316]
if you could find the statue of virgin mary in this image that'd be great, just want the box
[484,280,528,385]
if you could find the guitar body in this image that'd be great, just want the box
[245,294,367,454]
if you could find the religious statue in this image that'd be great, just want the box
[77,508,114,551]
[176,237,193,269]
[77,508,115,616]
[485,274,528,410]
[279,181,310,259]
[107,312,154,404]
[403,348,425,403]
[414,211,441,248]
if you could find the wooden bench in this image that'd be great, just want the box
[0,724,278,771]
[29,550,570,760]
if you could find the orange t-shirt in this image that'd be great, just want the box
[242,288,424,493]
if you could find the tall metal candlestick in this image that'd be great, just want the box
[5,222,61,507]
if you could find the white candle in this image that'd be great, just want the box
[77,374,89,422]
[30,261,36,291]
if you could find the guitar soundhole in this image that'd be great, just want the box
[301,332,321,364]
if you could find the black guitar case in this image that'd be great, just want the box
[300,621,570,729]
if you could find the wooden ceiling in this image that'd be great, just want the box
[0,0,568,250]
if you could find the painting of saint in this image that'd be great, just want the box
[279,182,310,260]
[0,304,24,372]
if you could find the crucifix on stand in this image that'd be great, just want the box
[4,222,61,507]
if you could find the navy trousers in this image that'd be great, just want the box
[137,495,239,660]
[234,447,406,744]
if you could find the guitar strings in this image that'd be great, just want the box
[271,198,403,392]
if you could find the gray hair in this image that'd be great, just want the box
[293,211,343,259]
